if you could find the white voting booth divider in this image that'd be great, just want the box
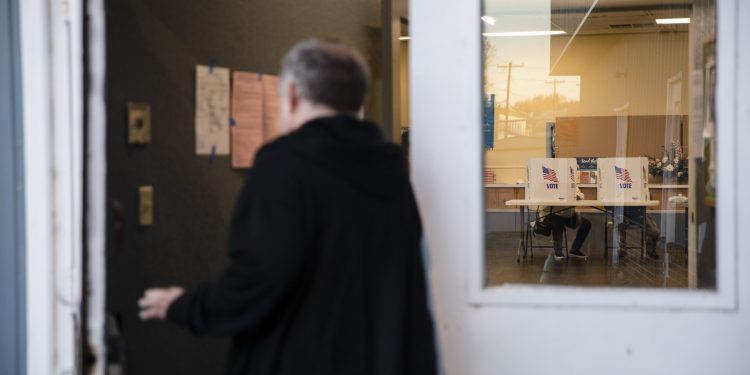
[525,158,578,202]
[597,157,650,202]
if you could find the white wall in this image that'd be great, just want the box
[411,1,750,374]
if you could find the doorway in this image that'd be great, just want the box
[101,1,407,373]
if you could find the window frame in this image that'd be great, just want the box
[467,0,739,311]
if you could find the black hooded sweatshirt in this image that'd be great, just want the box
[167,115,437,375]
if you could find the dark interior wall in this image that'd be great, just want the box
[556,115,690,159]
[105,1,381,373]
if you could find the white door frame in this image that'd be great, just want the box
[85,0,108,374]
[19,0,85,373]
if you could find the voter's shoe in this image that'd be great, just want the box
[554,249,566,261]
[569,249,588,260]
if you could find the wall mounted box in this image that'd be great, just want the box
[138,186,154,226]
[128,102,151,144]
[525,158,577,202]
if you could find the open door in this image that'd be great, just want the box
[100,1,403,373]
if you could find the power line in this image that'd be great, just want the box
[545,79,567,118]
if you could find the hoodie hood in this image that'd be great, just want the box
[287,115,408,200]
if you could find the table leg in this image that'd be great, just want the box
[528,208,533,259]
[641,210,646,260]
[525,207,531,260]
[517,206,526,262]
[604,207,609,260]
[684,207,689,266]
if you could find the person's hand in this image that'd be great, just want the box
[138,287,184,320]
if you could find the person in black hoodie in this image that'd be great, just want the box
[137,38,438,375]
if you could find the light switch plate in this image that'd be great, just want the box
[128,102,151,144]
[139,186,154,226]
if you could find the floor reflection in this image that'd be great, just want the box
[485,231,688,288]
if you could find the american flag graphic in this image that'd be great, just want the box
[615,165,632,182]
[542,166,559,183]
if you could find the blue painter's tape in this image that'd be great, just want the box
[230,117,236,127]
[208,59,216,73]
[210,144,217,162]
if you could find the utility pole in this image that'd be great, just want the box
[545,79,566,118]
[498,61,524,138]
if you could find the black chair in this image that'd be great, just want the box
[528,210,569,259]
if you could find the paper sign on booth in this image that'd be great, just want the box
[526,158,578,202]
[597,157,649,202]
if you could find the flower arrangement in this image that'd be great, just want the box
[648,143,688,181]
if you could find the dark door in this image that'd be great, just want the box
[104,1,383,374]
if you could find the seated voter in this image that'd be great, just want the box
[544,189,591,260]
[618,207,660,259]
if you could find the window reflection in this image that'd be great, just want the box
[483,0,716,289]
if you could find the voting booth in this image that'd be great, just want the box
[597,157,649,202]
[525,158,578,202]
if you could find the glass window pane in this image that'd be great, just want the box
[482,0,717,289]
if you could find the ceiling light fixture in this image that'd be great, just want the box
[399,36,411,41]
[483,30,566,37]
[655,18,690,24]
[481,16,496,26]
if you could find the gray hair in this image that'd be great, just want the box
[280,38,370,113]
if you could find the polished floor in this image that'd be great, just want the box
[485,231,689,288]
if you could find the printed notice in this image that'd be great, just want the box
[232,128,263,168]
[576,157,598,184]
[195,64,231,155]
[262,74,281,142]
[231,71,264,168]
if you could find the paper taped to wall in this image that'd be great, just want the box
[262,74,281,142]
[231,71,264,168]
[232,128,262,169]
[195,64,231,155]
